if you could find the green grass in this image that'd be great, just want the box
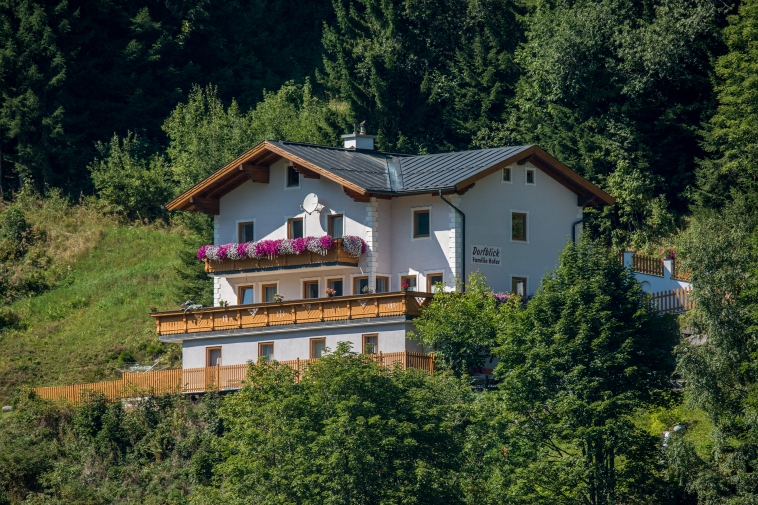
[0,224,184,403]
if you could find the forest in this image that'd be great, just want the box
[1,0,758,502]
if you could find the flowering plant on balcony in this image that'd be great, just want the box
[198,234,368,262]
[401,281,411,292]
[273,293,284,303]
[660,247,676,260]
[342,235,367,258]
[325,287,337,298]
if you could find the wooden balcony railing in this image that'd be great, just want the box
[152,292,433,336]
[204,238,358,274]
[632,253,665,276]
[651,287,693,314]
[33,351,434,404]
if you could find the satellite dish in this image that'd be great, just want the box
[301,193,322,214]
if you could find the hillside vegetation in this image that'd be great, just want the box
[0,193,182,403]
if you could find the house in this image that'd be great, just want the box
[151,131,614,370]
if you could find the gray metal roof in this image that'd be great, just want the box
[271,141,532,193]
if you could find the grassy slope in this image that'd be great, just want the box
[0,223,183,403]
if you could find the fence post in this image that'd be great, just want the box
[430,353,435,375]
[403,349,408,370]
[379,351,383,369]
[623,251,634,269]
[296,357,300,383]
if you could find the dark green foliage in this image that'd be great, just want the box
[695,0,758,208]
[0,207,30,260]
[320,0,522,153]
[492,241,679,504]
[90,133,173,221]
[668,202,758,503]
[411,272,499,376]
[195,343,472,504]
[0,0,335,194]
[0,390,219,504]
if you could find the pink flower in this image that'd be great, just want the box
[216,243,232,260]
[197,245,210,260]
[237,242,249,257]
[291,237,308,254]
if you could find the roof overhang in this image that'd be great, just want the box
[451,145,614,207]
[166,142,614,214]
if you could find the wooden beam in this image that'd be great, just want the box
[189,197,219,215]
[293,165,320,179]
[239,163,270,183]
[370,193,392,200]
[343,186,370,202]
[577,194,597,207]
[517,156,533,166]
[456,183,475,195]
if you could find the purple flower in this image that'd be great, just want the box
[237,242,249,257]
[197,245,210,261]
[292,237,308,254]
[256,239,282,258]
[341,235,367,258]
[216,243,232,260]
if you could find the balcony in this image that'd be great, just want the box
[204,237,358,274]
[33,352,435,403]
[152,291,434,336]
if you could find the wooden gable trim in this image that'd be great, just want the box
[166,141,369,212]
[453,146,614,206]
[239,163,270,183]
[263,142,366,195]
[344,186,370,202]
[293,164,320,179]
[189,197,219,215]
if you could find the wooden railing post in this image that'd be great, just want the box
[403,349,408,370]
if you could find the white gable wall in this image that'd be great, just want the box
[458,162,583,294]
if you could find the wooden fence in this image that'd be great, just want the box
[33,351,434,404]
[652,287,693,314]
[632,253,665,276]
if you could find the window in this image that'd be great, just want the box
[258,342,274,361]
[375,276,389,293]
[207,347,222,367]
[426,273,444,292]
[413,209,430,238]
[286,166,300,188]
[401,275,417,291]
[512,212,527,241]
[311,338,326,359]
[328,214,344,239]
[363,334,378,354]
[262,284,278,303]
[512,277,527,296]
[354,276,368,294]
[327,278,343,296]
[238,221,254,243]
[288,217,304,239]
[502,167,512,183]
[525,168,535,185]
[238,286,254,305]
[303,280,319,299]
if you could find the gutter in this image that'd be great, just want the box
[572,215,588,244]
[438,191,466,292]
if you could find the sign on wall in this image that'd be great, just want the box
[471,245,502,266]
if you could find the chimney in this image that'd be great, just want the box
[341,121,376,150]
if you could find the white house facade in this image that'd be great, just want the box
[152,133,615,370]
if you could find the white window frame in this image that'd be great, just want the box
[326,210,346,238]
[300,276,321,299]
[284,165,301,190]
[235,218,256,243]
[502,167,513,184]
[374,273,391,293]
[325,275,346,296]
[411,206,432,241]
[423,269,446,292]
[510,209,530,244]
[524,166,536,186]
[261,281,280,303]
[350,273,370,295]
[397,272,419,291]
[286,214,306,238]
[509,275,530,296]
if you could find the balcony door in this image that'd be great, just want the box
[207,347,222,367]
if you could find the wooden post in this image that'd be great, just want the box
[237,309,242,329]
[379,351,383,369]
[319,302,324,322]
[430,353,435,375]
[403,349,408,370]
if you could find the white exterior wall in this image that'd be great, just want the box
[457,163,582,294]
[181,322,422,368]
[623,254,692,293]
[389,194,454,291]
